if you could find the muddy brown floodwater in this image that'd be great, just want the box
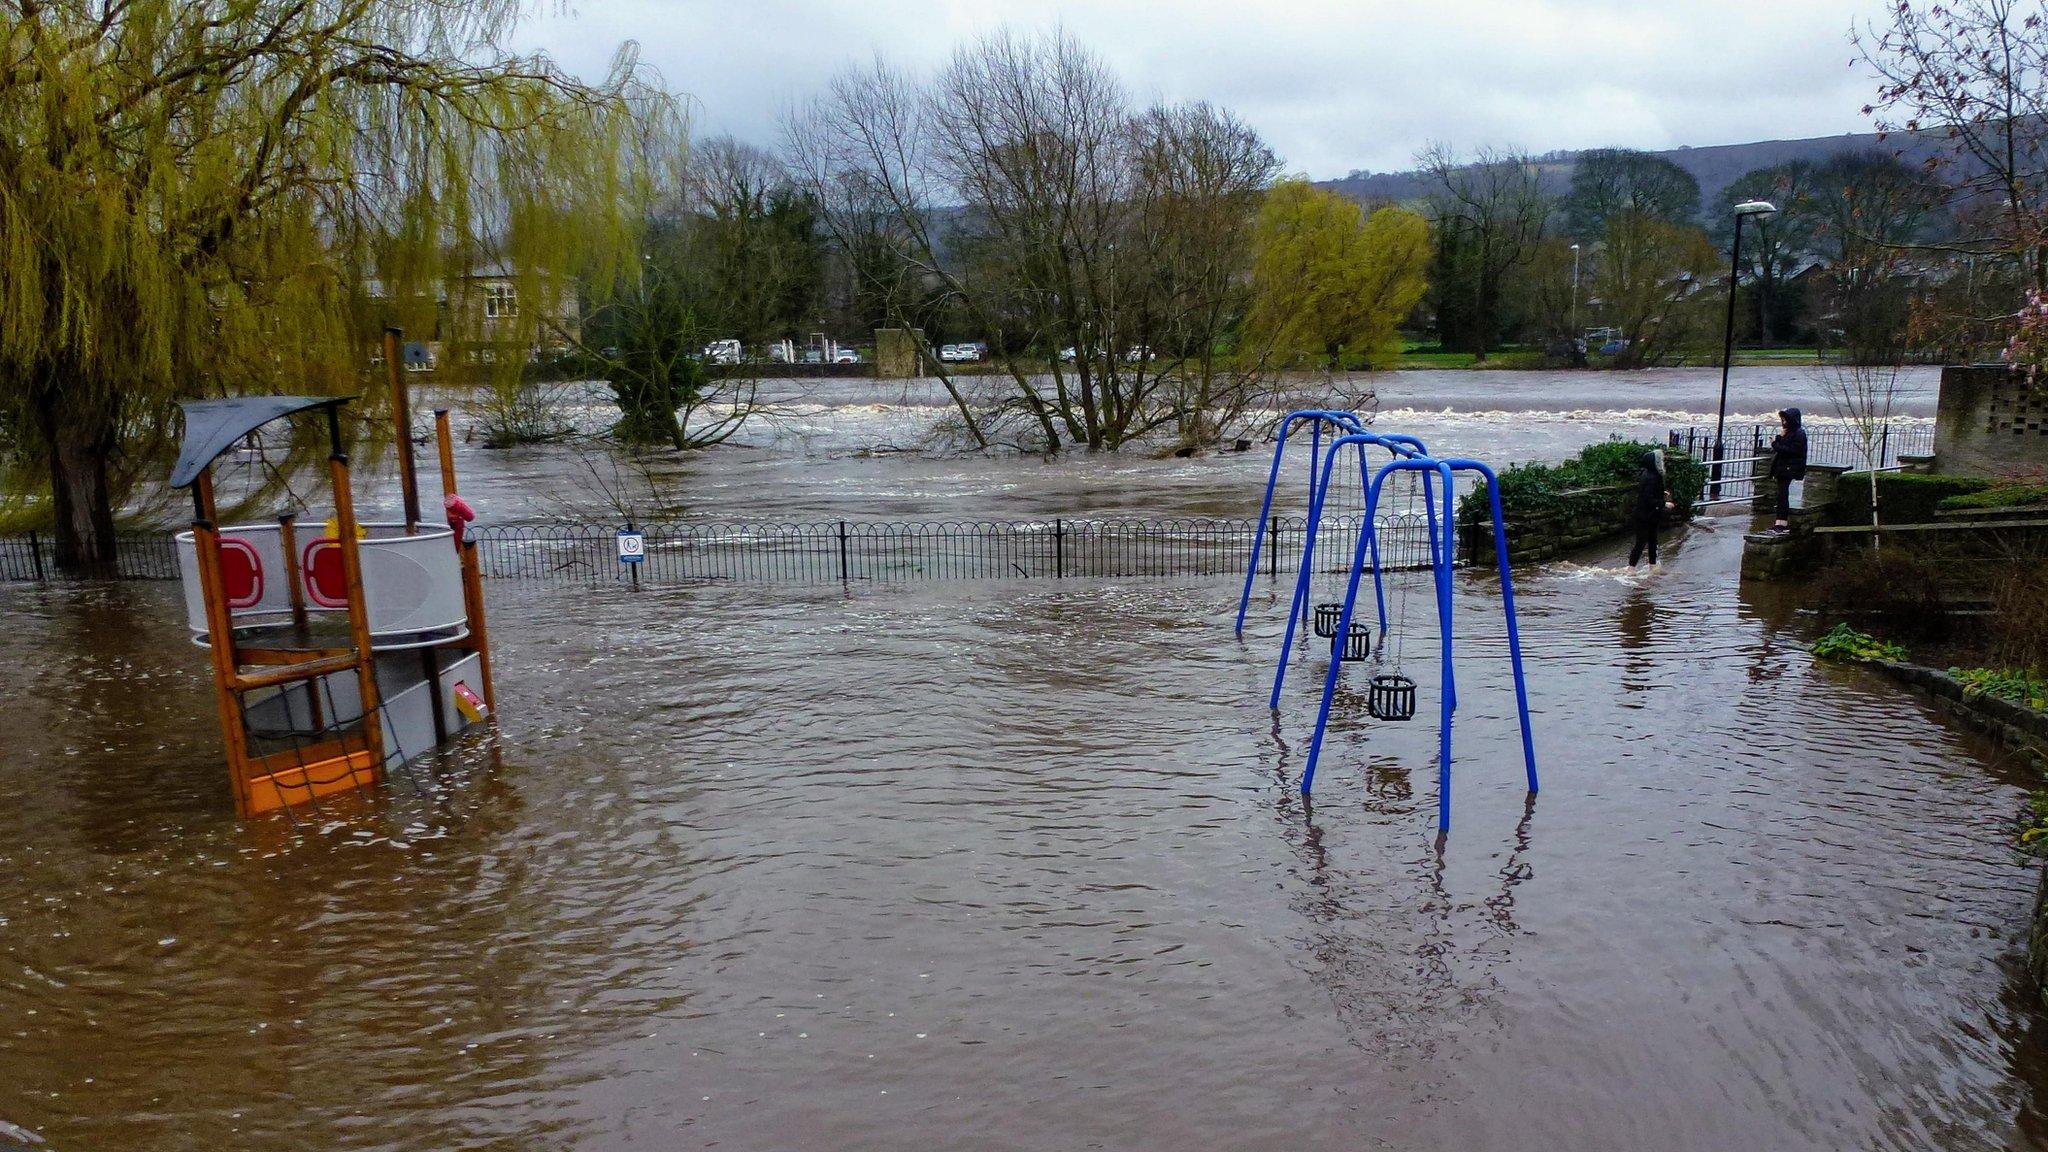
[3,369,2044,1151]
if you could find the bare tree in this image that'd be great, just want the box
[1121,102,1280,446]
[1857,0,2048,289]
[783,60,995,448]
[784,29,1280,454]
[1819,361,1908,553]
[1419,145,1550,359]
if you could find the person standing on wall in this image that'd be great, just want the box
[1630,449,1674,568]
[1768,407,1808,534]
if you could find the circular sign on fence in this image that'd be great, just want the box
[616,530,645,564]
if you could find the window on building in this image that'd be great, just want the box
[484,283,517,319]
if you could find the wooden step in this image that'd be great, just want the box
[242,746,381,816]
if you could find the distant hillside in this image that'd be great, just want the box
[1320,127,1964,212]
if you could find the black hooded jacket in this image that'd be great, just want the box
[1770,408,1808,481]
[1633,451,1667,526]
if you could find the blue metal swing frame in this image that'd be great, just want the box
[1234,410,1432,640]
[1276,438,1540,831]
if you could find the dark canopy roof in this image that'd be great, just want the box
[169,396,351,489]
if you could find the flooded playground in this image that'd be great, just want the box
[3,367,2043,1151]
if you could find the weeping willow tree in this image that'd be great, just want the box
[0,0,682,570]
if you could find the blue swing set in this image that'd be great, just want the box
[1236,410,1538,830]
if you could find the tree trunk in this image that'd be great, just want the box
[32,381,120,574]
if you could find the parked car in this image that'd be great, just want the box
[1124,345,1155,363]
[833,347,861,364]
[938,344,967,362]
[703,339,742,365]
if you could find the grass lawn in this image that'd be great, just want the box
[1397,343,1547,370]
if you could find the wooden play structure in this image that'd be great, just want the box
[170,331,495,817]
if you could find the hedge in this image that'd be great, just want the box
[1830,472,1993,525]
[1939,482,2048,513]
[1458,439,1707,527]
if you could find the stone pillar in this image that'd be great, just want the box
[1933,363,2048,476]
[1750,453,1776,515]
[1802,463,1847,521]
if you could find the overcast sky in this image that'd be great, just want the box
[516,0,1887,178]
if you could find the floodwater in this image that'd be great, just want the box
[6,367,2045,1151]
[293,364,1942,524]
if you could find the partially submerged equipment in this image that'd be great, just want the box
[1245,414,1538,831]
[170,330,496,818]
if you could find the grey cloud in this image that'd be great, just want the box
[518,0,1882,177]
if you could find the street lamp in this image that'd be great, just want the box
[1711,199,1778,500]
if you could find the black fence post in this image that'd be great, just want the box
[1880,423,1891,468]
[1054,517,1064,579]
[838,520,850,583]
[27,530,44,582]
[1267,519,1279,579]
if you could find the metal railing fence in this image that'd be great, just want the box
[0,514,1449,586]
[1669,421,1931,509]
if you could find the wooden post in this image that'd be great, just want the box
[385,327,422,534]
[460,540,495,713]
[434,408,459,504]
[329,453,386,775]
[277,512,308,632]
[191,471,255,814]
[437,408,496,713]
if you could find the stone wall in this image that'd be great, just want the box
[1933,364,2048,477]
[1460,482,1644,566]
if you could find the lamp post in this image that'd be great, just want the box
[1711,200,1778,500]
[1569,243,1581,335]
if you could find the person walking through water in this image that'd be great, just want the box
[1630,449,1674,567]
[1768,407,1808,533]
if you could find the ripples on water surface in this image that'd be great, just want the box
[2,518,2047,1150]
[282,366,1941,524]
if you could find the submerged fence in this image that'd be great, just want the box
[0,515,1448,586]
[0,420,1935,584]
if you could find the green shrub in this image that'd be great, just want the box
[2019,792,2048,855]
[1937,482,2048,512]
[1830,472,1993,525]
[1458,438,1706,527]
[1950,666,2048,711]
[1812,622,1908,662]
